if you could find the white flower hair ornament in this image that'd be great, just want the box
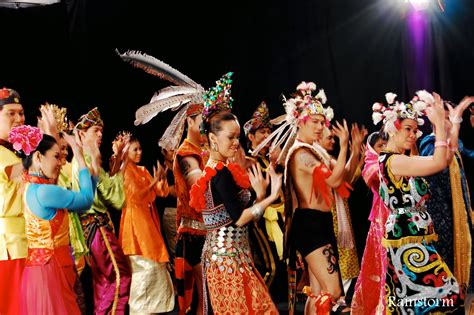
[251,81,333,164]
[284,82,334,126]
[372,90,429,137]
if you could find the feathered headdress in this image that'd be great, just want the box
[8,125,43,156]
[40,103,70,134]
[372,90,430,137]
[251,81,333,164]
[201,72,234,124]
[116,49,206,151]
[243,101,273,137]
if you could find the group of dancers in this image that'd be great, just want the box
[0,50,473,315]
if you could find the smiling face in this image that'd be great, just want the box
[127,140,142,164]
[33,143,62,180]
[297,114,326,143]
[0,103,25,140]
[392,118,418,151]
[320,127,335,152]
[209,119,241,159]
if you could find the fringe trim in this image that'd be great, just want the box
[382,234,438,248]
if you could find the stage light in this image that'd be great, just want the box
[407,0,430,11]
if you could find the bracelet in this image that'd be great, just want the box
[449,116,463,124]
[250,204,264,220]
[434,140,448,148]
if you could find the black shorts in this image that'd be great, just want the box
[175,234,206,267]
[290,208,337,258]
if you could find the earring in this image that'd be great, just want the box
[39,168,45,177]
[211,142,218,152]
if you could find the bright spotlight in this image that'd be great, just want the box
[406,0,430,11]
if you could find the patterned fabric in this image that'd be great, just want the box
[0,87,20,106]
[379,152,462,314]
[243,101,273,136]
[186,103,203,117]
[74,107,104,130]
[421,134,474,294]
[351,141,389,315]
[200,167,277,314]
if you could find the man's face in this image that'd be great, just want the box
[248,127,271,150]
[0,103,25,140]
[81,126,103,148]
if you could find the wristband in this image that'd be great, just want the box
[449,116,463,124]
[434,140,447,148]
[250,204,264,220]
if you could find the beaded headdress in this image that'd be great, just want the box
[251,81,333,164]
[372,90,430,137]
[243,101,273,137]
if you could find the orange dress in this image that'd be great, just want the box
[119,163,174,313]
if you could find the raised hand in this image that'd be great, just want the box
[248,163,269,201]
[333,119,350,147]
[37,106,59,139]
[268,165,283,200]
[426,92,446,128]
[447,96,474,124]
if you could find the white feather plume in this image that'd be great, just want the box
[116,49,202,89]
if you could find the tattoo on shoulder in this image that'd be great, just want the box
[178,158,192,176]
[298,150,318,168]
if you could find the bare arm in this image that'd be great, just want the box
[178,155,202,187]
[390,93,447,177]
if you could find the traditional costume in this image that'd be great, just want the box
[73,107,131,315]
[117,50,209,313]
[351,134,389,314]
[7,126,96,314]
[244,101,288,303]
[0,88,26,315]
[190,72,278,314]
[420,131,473,295]
[117,132,175,313]
[252,81,351,314]
[372,92,463,314]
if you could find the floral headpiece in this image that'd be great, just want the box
[250,81,333,165]
[372,90,430,137]
[284,81,333,126]
[243,101,273,137]
[0,87,20,106]
[40,103,70,134]
[8,125,43,156]
[74,107,104,130]
[201,72,234,124]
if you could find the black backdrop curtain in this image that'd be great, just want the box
[1,0,473,267]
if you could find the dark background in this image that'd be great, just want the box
[1,0,473,267]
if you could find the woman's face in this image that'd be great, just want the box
[392,119,418,151]
[58,137,68,166]
[298,114,326,143]
[211,119,241,159]
[373,138,387,154]
[127,141,142,164]
[36,143,61,180]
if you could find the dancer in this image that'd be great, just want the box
[190,72,281,314]
[252,81,352,314]
[419,97,474,296]
[244,101,288,303]
[370,91,463,313]
[0,87,26,315]
[117,132,175,313]
[351,131,389,314]
[74,107,131,314]
[9,126,97,314]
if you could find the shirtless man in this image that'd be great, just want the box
[282,82,351,314]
